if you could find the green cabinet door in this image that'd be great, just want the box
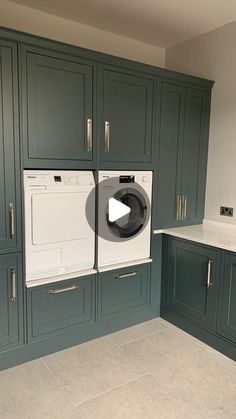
[217,252,236,343]
[0,253,23,351]
[165,237,219,328]
[99,66,154,167]
[21,45,95,168]
[156,83,211,229]
[156,83,185,228]
[99,264,150,320]
[27,274,95,341]
[181,88,209,223]
[0,41,21,253]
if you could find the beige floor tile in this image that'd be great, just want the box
[108,317,168,346]
[0,359,82,419]
[122,328,236,419]
[42,336,146,405]
[79,373,204,419]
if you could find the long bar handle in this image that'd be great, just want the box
[115,271,137,280]
[9,203,15,239]
[207,259,213,288]
[48,284,79,295]
[10,267,16,302]
[105,121,110,153]
[182,195,187,220]
[86,118,93,152]
[176,195,181,220]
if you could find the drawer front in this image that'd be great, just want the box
[28,275,95,341]
[99,264,150,319]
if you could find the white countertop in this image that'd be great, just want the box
[153,220,236,252]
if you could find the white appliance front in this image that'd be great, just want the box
[24,170,95,285]
[98,171,153,269]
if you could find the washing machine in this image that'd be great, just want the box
[98,171,153,269]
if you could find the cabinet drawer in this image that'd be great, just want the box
[27,275,95,341]
[99,264,150,319]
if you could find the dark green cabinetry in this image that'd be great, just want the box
[20,45,96,169]
[99,264,150,320]
[163,237,220,328]
[27,274,96,341]
[217,252,236,343]
[156,83,210,229]
[0,41,21,253]
[162,236,236,360]
[0,253,23,351]
[99,66,154,167]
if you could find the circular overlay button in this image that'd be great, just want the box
[85,176,151,242]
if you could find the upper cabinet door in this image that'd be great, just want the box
[0,42,21,253]
[100,66,154,167]
[156,83,185,228]
[181,89,209,223]
[217,252,236,344]
[21,46,95,168]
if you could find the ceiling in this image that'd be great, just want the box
[7,0,236,47]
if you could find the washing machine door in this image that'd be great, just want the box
[107,187,148,238]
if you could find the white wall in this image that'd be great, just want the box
[0,0,165,67]
[166,21,236,225]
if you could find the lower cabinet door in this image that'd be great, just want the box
[165,238,219,328]
[0,253,23,350]
[217,252,236,344]
[27,275,95,341]
[99,264,150,320]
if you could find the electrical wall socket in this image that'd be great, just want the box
[220,206,233,217]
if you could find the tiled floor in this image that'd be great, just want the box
[0,318,236,418]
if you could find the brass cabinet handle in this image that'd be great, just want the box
[9,203,15,239]
[48,284,79,295]
[182,196,187,220]
[104,121,110,153]
[176,195,181,220]
[86,118,93,152]
[207,259,213,288]
[10,267,16,302]
[115,271,137,280]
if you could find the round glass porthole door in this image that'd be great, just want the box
[107,188,148,239]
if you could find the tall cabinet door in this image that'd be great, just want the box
[0,42,20,253]
[100,66,154,166]
[156,83,185,228]
[181,89,209,223]
[0,254,23,350]
[21,46,95,168]
[166,238,219,328]
[217,252,236,344]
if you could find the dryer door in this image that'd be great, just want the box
[107,188,148,238]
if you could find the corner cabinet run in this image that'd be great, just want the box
[0,40,21,253]
[162,236,236,359]
[156,83,211,229]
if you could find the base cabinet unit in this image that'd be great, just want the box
[98,264,150,320]
[161,236,236,361]
[163,237,220,329]
[156,83,211,229]
[0,253,23,351]
[217,252,236,344]
[0,40,21,254]
[20,45,96,169]
[99,66,154,168]
[27,274,96,342]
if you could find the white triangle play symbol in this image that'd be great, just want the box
[108,197,131,222]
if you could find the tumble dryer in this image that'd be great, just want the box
[98,171,153,269]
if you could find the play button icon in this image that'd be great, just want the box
[108,197,131,222]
